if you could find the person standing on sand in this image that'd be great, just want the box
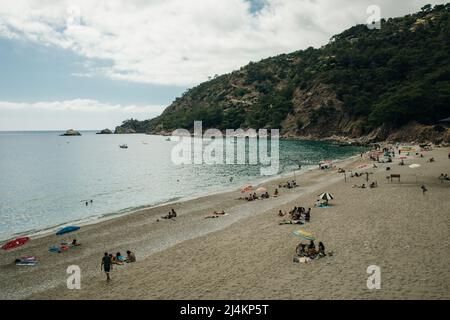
[101,252,112,281]
[421,185,428,195]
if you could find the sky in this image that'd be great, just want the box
[0,0,446,130]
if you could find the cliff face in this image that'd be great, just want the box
[116,4,450,144]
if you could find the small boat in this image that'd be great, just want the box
[119,144,128,149]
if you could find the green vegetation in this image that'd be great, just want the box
[117,4,450,138]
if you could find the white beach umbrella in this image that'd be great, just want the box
[318,192,334,201]
[256,187,267,193]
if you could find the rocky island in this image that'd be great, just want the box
[60,129,81,136]
[96,129,113,134]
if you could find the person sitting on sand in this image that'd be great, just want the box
[112,253,124,265]
[170,209,177,218]
[296,243,307,257]
[292,211,301,221]
[318,242,326,257]
[71,239,81,247]
[252,193,258,200]
[370,181,378,188]
[278,210,285,217]
[429,157,435,163]
[125,250,136,263]
[304,208,311,222]
[274,188,279,197]
[116,252,125,263]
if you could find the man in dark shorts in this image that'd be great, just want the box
[101,252,112,281]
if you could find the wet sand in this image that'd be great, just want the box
[1,147,449,300]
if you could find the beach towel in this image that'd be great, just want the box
[293,256,310,263]
[15,256,37,266]
[15,261,37,266]
[49,246,61,253]
[279,220,303,225]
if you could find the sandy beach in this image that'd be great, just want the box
[1,146,449,300]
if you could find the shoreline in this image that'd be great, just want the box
[0,152,363,300]
[2,145,449,299]
[2,152,358,243]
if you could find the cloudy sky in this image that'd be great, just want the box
[0,0,445,130]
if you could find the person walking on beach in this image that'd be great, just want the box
[421,185,428,195]
[101,252,112,282]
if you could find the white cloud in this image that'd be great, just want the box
[0,99,165,113]
[0,0,445,86]
[0,99,165,130]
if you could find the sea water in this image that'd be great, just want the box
[0,131,366,240]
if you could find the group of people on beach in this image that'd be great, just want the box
[101,250,136,281]
[279,180,297,189]
[439,173,450,183]
[161,208,177,220]
[279,206,311,222]
[241,188,279,201]
[295,240,327,260]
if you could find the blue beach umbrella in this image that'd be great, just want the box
[56,226,80,236]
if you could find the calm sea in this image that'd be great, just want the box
[0,131,366,240]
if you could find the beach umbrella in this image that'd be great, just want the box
[241,185,253,193]
[318,192,334,202]
[256,187,267,193]
[56,226,80,236]
[2,237,30,250]
[293,229,315,241]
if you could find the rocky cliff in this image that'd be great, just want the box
[116,4,450,144]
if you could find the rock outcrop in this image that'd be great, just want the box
[61,129,81,136]
[96,129,113,134]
